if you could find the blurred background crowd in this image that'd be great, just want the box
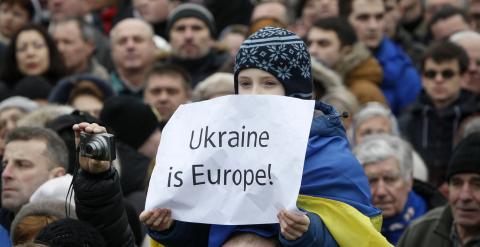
[0,0,480,246]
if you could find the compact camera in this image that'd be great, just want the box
[79,132,116,161]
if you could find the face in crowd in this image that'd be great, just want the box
[422,58,463,109]
[110,19,156,74]
[51,20,94,74]
[364,156,412,218]
[15,29,50,77]
[0,1,30,40]
[237,68,286,96]
[355,115,392,145]
[169,17,213,60]
[2,138,63,212]
[307,27,342,67]
[144,73,191,122]
[448,173,480,229]
[348,0,386,49]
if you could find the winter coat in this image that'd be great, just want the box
[166,49,230,88]
[335,43,387,105]
[399,90,480,186]
[374,37,422,115]
[397,206,455,247]
[74,168,135,247]
[381,180,446,245]
[148,101,390,247]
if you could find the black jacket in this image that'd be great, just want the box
[399,90,480,186]
[74,168,135,247]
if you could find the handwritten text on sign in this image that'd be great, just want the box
[145,95,314,225]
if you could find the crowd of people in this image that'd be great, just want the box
[0,0,480,246]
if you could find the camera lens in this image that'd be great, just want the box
[85,142,100,156]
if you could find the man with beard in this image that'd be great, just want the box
[164,3,229,88]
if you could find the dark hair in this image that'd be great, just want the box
[338,0,354,17]
[428,5,469,40]
[310,17,357,47]
[421,41,469,74]
[338,0,385,18]
[0,24,66,88]
[145,63,192,92]
[67,80,105,104]
[0,0,35,20]
[5,126,69,170]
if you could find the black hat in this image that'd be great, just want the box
[35,218,105,247]
[447,132,480,180]
[13,76,52,100]
[100,96,158,149]
[166,3,216,38]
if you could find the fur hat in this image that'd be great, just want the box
[447,132,480,180]
[234,26,312,99]
[100,96,159,149]
[0,96,39,113]
[10,200,77,242]
[166,3,216,38]
[35,218,105,247]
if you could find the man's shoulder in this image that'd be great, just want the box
[408,206,446,229]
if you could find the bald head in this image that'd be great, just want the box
[110,18,156,77]
[450,31,480,94]
[110,18,154,41]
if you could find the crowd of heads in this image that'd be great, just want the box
[0,0,479,246]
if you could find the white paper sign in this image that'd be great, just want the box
[145,95,314,225]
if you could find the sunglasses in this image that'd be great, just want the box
[423,69,457,79]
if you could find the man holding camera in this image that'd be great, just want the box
[72,122,135,247]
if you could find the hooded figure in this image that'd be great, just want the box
[146,27,390,247]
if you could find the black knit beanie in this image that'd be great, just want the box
[234,26,313,99]
[100,96,158,149]
[35,218,105,247]
[166,3,216,38]
[447,132,480,181]
[13,76,52,100]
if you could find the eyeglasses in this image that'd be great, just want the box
[423,69,457,80]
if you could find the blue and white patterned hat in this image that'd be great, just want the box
[234,26,312,99]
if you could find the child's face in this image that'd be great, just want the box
[237,68,286,96]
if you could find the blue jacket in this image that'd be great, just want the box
[149,101,381,247]
[0,224,11,247]
[374,37,422,115]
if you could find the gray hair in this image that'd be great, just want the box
[5,126,69,170]
[192,72,234,101]
[49,17,96,43]
[351,102,399,143]
[463,116,480,138]
[353,134,413,182]
[450,30,480,43]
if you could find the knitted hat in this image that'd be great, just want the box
[234,26,313,99]
[166,3,216,38]
[13,76,52,100]
[100,96,159,149]
[35,218,105,247]
[447,132,480,180]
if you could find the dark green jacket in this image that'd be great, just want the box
[398,206,453,247]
